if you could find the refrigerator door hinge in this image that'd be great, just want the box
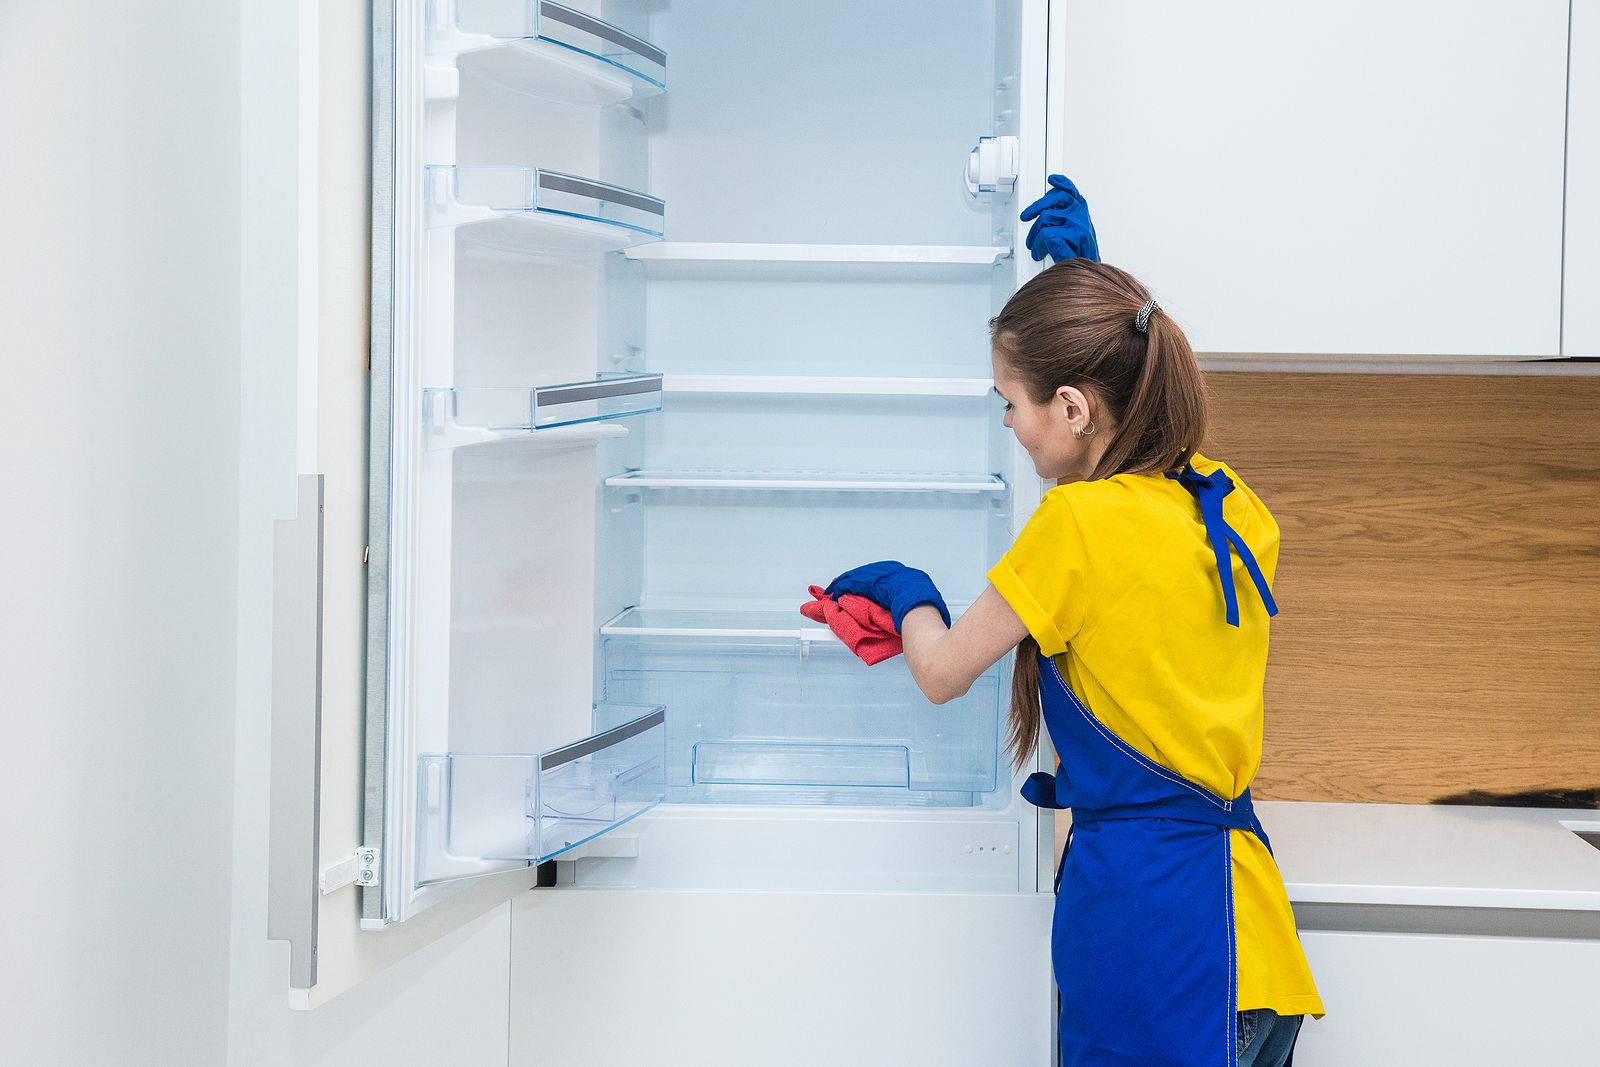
[964,134,1020,200]
[320,848,380,893]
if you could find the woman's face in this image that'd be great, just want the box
[991,349,1103,482]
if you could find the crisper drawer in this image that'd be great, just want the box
[600,627,1003,808]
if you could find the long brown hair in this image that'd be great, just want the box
[989,260,1208,770]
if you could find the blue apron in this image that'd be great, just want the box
[1020,463,1290,1067]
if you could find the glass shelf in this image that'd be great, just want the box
[623,243,1011,280]
[600,633,1000,806]
[424,373,662,448]
[600,604,974,642]
[441,0,665,106]
[427,166,665,255]
[604,469,1005,494]
[416,703,666,885]
[661,375,992,397]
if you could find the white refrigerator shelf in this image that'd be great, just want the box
[433,0,665,106]
[598,604,977,642]
[623,242,1012,279]
[661,374,993,397]
[427,165,665,255]
[604,469,1006,494]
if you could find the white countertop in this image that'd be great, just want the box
[1257,801,1600,912]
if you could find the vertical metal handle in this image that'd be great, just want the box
[267,474,325,991]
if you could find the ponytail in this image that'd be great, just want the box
[1007,636,1043,772]
[1089,298,1206,481]
[990,260,1209,771]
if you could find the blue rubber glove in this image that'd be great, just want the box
[1019,174,1100,263]
[824,561,951,631]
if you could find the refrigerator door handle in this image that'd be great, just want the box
[267,474,325,992]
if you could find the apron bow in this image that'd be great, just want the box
[1165,463,1278,627]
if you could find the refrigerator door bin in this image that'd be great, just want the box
[444,0,667,103]
[416,703,667,885]
[428,166,665,254]
[601,634,1002,807]
[425,373,663,445]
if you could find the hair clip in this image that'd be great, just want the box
[1134,297,1159,333]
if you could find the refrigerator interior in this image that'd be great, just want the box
[374,0,1042,921]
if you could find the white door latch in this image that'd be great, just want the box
[965,135,1019,199]
[320,848,380,893]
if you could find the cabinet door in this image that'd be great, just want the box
[1053,0,1568,359]
[1566,0,1600,357]
[1295,931,1599,1064]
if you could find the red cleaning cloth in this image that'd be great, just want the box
[800,585,903,666]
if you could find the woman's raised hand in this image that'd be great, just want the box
[1019,174,1100,264]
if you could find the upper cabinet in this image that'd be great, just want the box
[1566,0,1600,358]
[1053,1,1570,361]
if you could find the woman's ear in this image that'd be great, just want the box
[1055,384,1091,426]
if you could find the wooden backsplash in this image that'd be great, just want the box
[1202,372,1600,804]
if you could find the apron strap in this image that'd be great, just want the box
[1021,771,1067,809]
[1034,787,1274,894]
[1165,463,1278,628]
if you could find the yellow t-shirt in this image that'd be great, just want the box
[987,452,1325,1018]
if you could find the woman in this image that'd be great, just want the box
[825,180,1323,1067]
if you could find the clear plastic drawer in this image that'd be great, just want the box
[416,703,666,885]
[601,628,1002,808]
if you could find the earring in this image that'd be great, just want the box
[1073,420,1097,439]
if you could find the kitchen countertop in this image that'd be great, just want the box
[1256,801,1600,912]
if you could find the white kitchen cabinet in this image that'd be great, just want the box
[1267,802,1600,1065]
[1054,0,1570,360]
[1295,931,1599,1065]
[1566,0,1600,357]
[507,890,1054,1066]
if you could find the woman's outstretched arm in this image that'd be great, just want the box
[901,583,1029,704]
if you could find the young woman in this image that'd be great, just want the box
[825,184,1323,1067]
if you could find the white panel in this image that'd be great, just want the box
[231,904,513,1067]
[1056,0,1568,357]
[647,0,1000,245]
[642,393,991,473]
[2,2,240,1062]
[571,806,1027,891]
[645,275,996,377]
[1294,931,1600,1065]
[509,890,1055,1066]
[454,249,604,386]
[1567,0,1600,356]
[641,497,996,605]
[450,444,598,755]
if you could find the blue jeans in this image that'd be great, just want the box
[1237,1009,1302,1067]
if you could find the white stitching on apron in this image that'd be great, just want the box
[1045,656,1232,810]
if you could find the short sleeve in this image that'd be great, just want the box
[986,488,1090,657]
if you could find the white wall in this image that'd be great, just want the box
[0,4,242,1065]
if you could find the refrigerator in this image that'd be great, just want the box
[272,0,1064,1061]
